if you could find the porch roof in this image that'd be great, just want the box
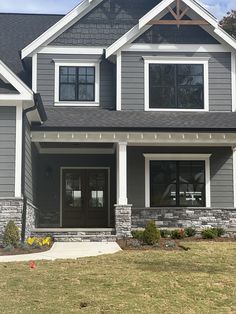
[32,107,236,132]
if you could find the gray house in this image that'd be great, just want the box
[0,0,236,241]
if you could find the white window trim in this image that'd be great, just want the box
[15,105,23,198]
[144,153,211,208]
[144,56,209,112]
[231,52,236,112]
[54,60,100,107]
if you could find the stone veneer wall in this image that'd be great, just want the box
[131,208,236,229]
[0,198,37,244]
[115,205,132,238]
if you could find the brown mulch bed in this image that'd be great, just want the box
[117,236,236,251]
[0,246,51,256]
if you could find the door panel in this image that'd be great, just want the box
[62,169,109,227]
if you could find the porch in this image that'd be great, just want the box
[26,130,236,239]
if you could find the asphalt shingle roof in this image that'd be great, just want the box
[32,107,236,131]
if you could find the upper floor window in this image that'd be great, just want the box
[144,57,209,111]
[54,60,100,106]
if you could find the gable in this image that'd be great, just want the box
[50,0,160,47]
[0,78,19,95]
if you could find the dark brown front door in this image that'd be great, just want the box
[62,169,109,228]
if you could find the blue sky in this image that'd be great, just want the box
[0,0,234,20]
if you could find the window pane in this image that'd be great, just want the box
[150,64,175,86]
[178,75,203,86]
[178,64,203,76]
[150,161,177,206]
[179,184,205,206]
[79,67,86,75]
[78,84,94,101]
[150,86,175,108]
[60,84,76,101]
[87,67,95,76]
[178,86,203,109]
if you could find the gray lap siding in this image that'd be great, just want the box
[121,51,232,112]
[37,53,115,109]
[0,107,16,197]
[127,147,234,208]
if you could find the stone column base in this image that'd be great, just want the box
[115,204,132,239]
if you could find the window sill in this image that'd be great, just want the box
[145,108,208,112]
[54,102,100,107]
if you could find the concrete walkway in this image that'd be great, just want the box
[0,242,121,263]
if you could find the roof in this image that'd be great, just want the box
[32,107,236,132]
[0,13,63,85]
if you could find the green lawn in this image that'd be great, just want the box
[0,242,235,313]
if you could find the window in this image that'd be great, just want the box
[144,57,209,111]
[54,61,100,106]
[150,160,205,207]
[144,154,211,208]
[59,66,95,101]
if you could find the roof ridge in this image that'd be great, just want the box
[0,12,64,16]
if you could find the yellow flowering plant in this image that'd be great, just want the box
[26,236,53,248]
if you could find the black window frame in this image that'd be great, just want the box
[149,63,204,110]
[150,160,206,208]
[59,66,96,102]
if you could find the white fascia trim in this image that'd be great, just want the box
[38,46,105,55]
[144,56,209,112]
[124,44,230,53]
[144,153,211,208]
[32,54,37,93]
[21,0,104,59]
[232,52,236,112]
[233,147,236,207]
[15,105,23,197]
[54,60,100,106]
[0,60,33,100]
[116,52,122,111]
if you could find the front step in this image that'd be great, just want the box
[30,228,117,242]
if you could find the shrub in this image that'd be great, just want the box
[143,220,160,245]
[201,228,218,239]
[213,227,225,237]
[160,229,171,238]
[26,236,53,248]
[170,229,186,239]
[131,230,144,241]
[3,221,20,247]
[185,227,197,238]
[3,244,14,252]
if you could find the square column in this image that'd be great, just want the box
[116,142,128,205]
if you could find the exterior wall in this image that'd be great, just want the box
[0,198,36,244]
[24,118,37,203]
[50,0,158,46]
[36,154,116,227]
[0,107,16,197]
[134,25,219,44]
[127,146,234,208]
[121,51,232,112]
[37,53,115,109]
[131,208,236,229]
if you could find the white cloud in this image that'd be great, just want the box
[198,0,235,19]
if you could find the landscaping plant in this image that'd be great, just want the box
[143,220,160,245]
[185,227,197,238]
[170,229,186,239]
[201,228,218,239]
[160,229,171,238]
[131,230,144,241]
[3,221,20,247]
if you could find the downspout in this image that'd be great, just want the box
[21,98,38,242]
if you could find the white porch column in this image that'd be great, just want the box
[233,147,236,207]
[116,142,128,205]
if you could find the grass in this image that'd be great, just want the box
[0,242,235,313]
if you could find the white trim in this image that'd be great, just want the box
[105,0,236,58]
[60,167,110,228]
[232,52,236,112]
[144,153,211,208]
[38,46,104,55]
[32,54,37,93]
[116,142,128,205]
[233,147,236,207]
[124,44,229,53]
[14,105,23,198]
[36,146,115,155]
[116,52,122,111]
[54,60,100,106]
[21,0,104,58]
[0,60,33,100]
[31,131,236,146]
[144,56,209,112]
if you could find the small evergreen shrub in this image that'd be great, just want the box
[201,228,218,239]
[213,227,225,237]
[160,229,171,238]
[143,220,160,245]
[185,227,197,238]
[131,230,144,241]
[3,244,14,252]
[3,221,20,247]
[170,229,186,239]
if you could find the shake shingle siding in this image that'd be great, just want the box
[51,0,159,46]
[121,52,232,111]
[0,107,15,197]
